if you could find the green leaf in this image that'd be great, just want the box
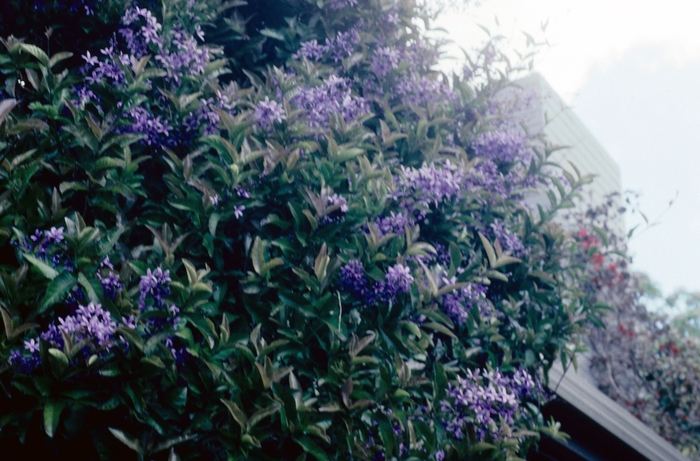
[0,306,14,340]
[37,272,77,314]
[251,237,264,275]
[293,435,330,461]
[152,434,197,454]
[43,399,64,438]
[335,148,364,163]
[492,255,522,269]
[77,272,99,304]
[422,322,457,339]
[260,28,285,41]
[478,232,497,268]
[592,225,609,247]
[19,44,49,65]
[48,348,69,376]
[0,99,18,126]
[94,157,125,170]
[116,327,144,351]
[221,399,247,429]
[23,253,58,279]
[248,402,281,428]
[208,213,220,236]
[48,51,73,69]
[109,428,143,453]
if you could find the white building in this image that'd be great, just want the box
[509,73,625,236]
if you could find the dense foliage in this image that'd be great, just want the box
[0,1,602,459]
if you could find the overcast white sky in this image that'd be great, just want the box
[435,0,700,297]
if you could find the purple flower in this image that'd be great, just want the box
[441,279,490,324]
[375,212,413,237]
[97,271,123,300]
[341,261,413,305]
[392,75,456,108]
[489,220,525,257]
[392,162,464,219]
[471,129,530,164]
[97,257,123,299]
[16,302,120,363]
[441,367,538,441]
[45,226,65,243]
[81,51,99,66]
[386,263,413,294]
[293,40,328,61]
[435,450,445,461]
[234,205,245,219]
[122,315,137,329]
[372,46,400,78]
[139,267,171,311]
[340,260,369,299]
[9,350,39,374]
[254,97,286,131]
[24,338,40,354]
[125,106,172,146]
[325,29,359,63]
[292,75,367,128]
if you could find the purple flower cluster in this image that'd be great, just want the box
[293,75,367,128]
[182,97,220,136]
[125,106,172,146]
[471,129,530,164]
[489,220,525,257]
[54,302,117,348]
[375,211,413,237]
[392,162,465,219]
[120,7,163,56]
[340,261,413,305]
[441,367,536,440]
[75,7,219,146]
[14,227,73,271]
[463,161,523,202]
[428,242,451,267]
[340,260,369,299]
[254,97,286,131]
[80,41,127,89]
[139,267,171,310]
[9,302,119,373]
[96,257,123,300]
[139,267,179,330]
[293,40,327,61]
[156,28,209,81]
[372,46,400,78]
[385,264,413,294]
[441,279,490,324]
[326,28,360,63]
[392,75,456,108]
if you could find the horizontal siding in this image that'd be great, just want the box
[515,74,625,235]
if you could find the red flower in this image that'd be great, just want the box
[591,253,605,265]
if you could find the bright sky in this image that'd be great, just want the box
[436,0,700,297]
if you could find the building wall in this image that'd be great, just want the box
[509,73,625,236]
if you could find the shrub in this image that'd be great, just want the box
[0,1,601,459]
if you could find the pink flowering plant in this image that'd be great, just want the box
[562,193,700,459]
[0,0,600,459]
